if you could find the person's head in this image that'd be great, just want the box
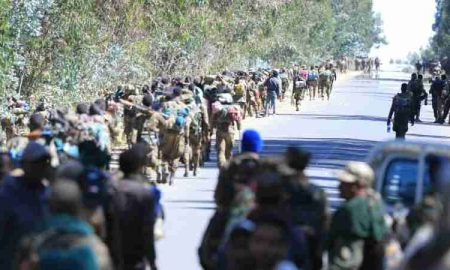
[284,146,311,173]
[249,215,291,269]
[411,73,418,80]
[418,74,423,81]
[272,70,278,77]
[225,220,255,269]
[76,103,89,115]
[89,103,103,116]
[172,86,183,97]
[48,180,83,217]
[338,161,374,200]
[93,99,106,112]
[119,143,147,177]
[254,161,286,207]
[241,129,263,154]
[21,142,51,184]
[442,74,447,81]
[142,84,150,95]
[56,160,84,182]
[401,83,408,93]
[142,94,154,107]
[29,113,45,132]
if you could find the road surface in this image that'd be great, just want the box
[156,68,449,270]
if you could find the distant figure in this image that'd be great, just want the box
[415,61,423,74]
[387,83,415,139]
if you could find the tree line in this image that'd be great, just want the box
[0,0,384,108]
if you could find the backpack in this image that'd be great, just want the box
[393,94,411,115]
[163,107,190,133]
[319,71,331,82]
[21,229,99,270]
[234,83,245,96]
[216,105,241,124]
[190,111,203,136]
[308,71,318,81]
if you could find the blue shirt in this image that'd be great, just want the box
[0,176,49,270]
[265,76,281,96]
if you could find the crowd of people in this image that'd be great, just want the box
[387,71,450,139]
[0,59,345,270]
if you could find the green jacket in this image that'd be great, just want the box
[328,195,387,270]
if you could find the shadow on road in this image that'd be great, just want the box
[277,113,387,123]
[260,138,377,169]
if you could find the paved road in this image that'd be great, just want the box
[156,68,450,270]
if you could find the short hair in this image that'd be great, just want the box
[401,83,408,92]
[29,113,45,131]
[119,143,147,176]
[49,180,83,216]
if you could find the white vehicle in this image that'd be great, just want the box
[366,141,450,210]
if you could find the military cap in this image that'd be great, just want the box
[338,161,374,186]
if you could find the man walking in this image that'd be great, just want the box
[264,70,281,116]
[387,83,415,139]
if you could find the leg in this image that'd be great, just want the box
[432,98,438,121]
[225,132,234,164]
[216,131,227,169]
[396,132,406,140]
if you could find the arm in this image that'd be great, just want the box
[143,192,157,269]
[387,99,395,125]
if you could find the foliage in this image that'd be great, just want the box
[427,0,450,73]
[0,0,383,107]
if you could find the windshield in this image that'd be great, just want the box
[382,158,420,207]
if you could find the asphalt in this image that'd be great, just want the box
[156,66,450,270]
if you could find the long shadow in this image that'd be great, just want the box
[277,113,387,123]
[260,138,378,170]
[409,133,450,140]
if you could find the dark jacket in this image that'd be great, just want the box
[265,76,281,97]
[0,176,49,270]
[108,175,156,269]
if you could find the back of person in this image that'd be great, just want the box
[18,215,110,270]
[266,76,280,94]
[110,179,155,269]
[393,93,412,120]
[329,195,386,270]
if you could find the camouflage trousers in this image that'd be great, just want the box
[160,132,190,185]
[189,132,203,176]
[319,81,331,100]
[216,130,234,169]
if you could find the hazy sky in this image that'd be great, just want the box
[370,0,436,61]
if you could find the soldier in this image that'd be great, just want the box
[121,85,140,148]
[387,83,415,139]
[328,162,387,270]
[245,74,259,118]
[307,66,319,100]
[212,95,241,169]
[292,73,306,111]
[279,69,290,102]
[233,77,247,119]
[319,66,332,100]
[429,75,446,123]
[408,74,428,122]
[188,85,209,176]
[159,87,191,184]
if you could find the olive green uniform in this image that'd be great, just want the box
[328,193,387,270]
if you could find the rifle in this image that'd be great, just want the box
[118,99,154,115]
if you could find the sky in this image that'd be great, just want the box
[370,0,436,61]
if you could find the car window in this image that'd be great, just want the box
[382,158,419,207]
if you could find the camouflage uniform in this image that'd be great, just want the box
[159,100,191,184]
[189,102,209,176]
[213,106,241,169]
[319,69,332,100]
